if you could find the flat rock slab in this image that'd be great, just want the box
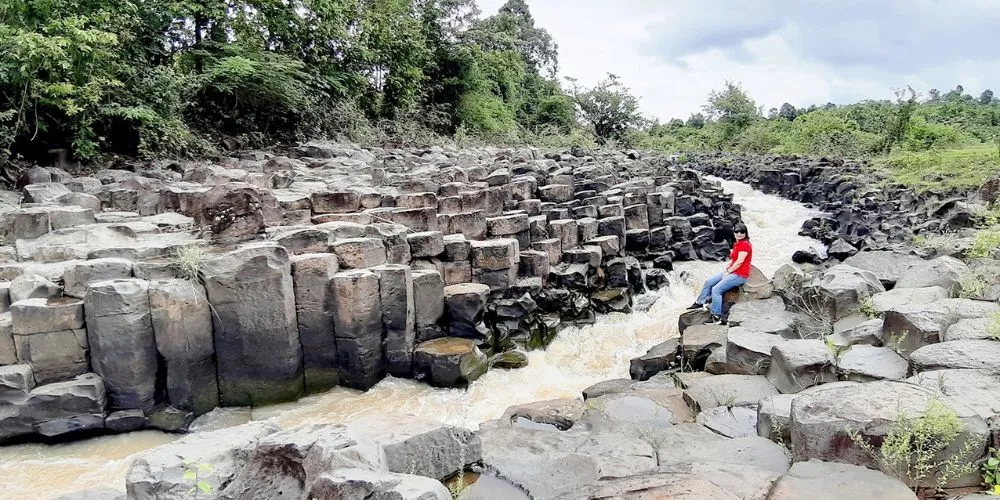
[808,264,885,321]
[582,379,637,400]
[656,429,792,476]
[499,399,587,431]
[726,327,786,375]
[629,338,679,381]
[683,375,779,412]
[837,345,908,381]
[343,415,480,481]
[727,296,799,338]
[910,340,1000,371]
[844,251,925,288]
[895,255,969,296]
[477,425,657,499]
[697,405,758,438]
[681,324,727,368]
[307,469,450,500]
[766,339,836,394]
[908,369,1000,422]
[587,387,693,429]
[554,462,780,500]
[768,460,916,500]
[755,382,860,445]
[126,421,280,499]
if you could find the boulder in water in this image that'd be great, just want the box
[413,337,488,388]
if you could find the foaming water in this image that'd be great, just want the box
[0,178,824,499]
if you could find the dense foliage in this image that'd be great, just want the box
[3,0,1000,196]
[627,82,1000,191]
[0,0,576,160]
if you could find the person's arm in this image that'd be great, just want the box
[727,251,748,274]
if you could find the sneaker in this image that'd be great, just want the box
[686,302,703,310]
[705,315,728,326]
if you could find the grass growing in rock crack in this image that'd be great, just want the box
[860,296,879,320]
[847,399,983,493]
[987,312,1000,341]
[181,460,214,497]
[173,245,210,282]
[446,439,469,500]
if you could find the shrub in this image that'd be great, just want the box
[732,120,787,153]
[185,52,323,145]
[969,229,1000,260]
[782,111,881,158]
[456,91,518,140]
[847,399,983,492]
[904,117,968,152]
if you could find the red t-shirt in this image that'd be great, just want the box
[730,240,753,278]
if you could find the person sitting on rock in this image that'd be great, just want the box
[687,222,752,325]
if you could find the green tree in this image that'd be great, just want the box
[704,80,759,144]
[686,113,706,129]
[778,102,798,121]
[980,89,994,105]
[569,73,643,143]
[881,86,919,153]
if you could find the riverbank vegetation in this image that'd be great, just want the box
[0,0,575,162]
[2,0,998,197]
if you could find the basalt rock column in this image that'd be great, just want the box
[148,279,219,415]
[201,243,304,406]
[84,279,157,411]
[291,254,340,393]
[331,269,385,390]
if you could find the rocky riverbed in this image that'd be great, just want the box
[2,145,999,499]
[1,143,746,445]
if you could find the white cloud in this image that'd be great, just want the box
[475,0,1000,120]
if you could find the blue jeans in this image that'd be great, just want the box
[697,272,747,316]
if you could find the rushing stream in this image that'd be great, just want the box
[0,178,825,499]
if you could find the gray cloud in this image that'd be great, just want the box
[644,0,1000,71]
[476,0,1000,119]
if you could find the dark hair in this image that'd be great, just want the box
[733,222,749,240]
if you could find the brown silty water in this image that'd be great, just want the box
[0,178,824,499]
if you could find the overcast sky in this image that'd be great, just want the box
[476,0,1000,121]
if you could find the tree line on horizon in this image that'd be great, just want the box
[2,0,999,168]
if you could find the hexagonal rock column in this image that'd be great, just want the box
[331,238,388,269]
[202,244,304,406]
[190,183,270,242]
[63,258,134,299]
[470,238,518,293]
[290,254,340,394]
[148,279,219,415]
[372,264,416,378]
[331,269,386,390]
[85,279,157,411]
[17,373,108,441]
[9,298,88,384]
[412,270,445,343]
[413,337,488,388]
[765,339,837,394]
[443,283,491,344]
